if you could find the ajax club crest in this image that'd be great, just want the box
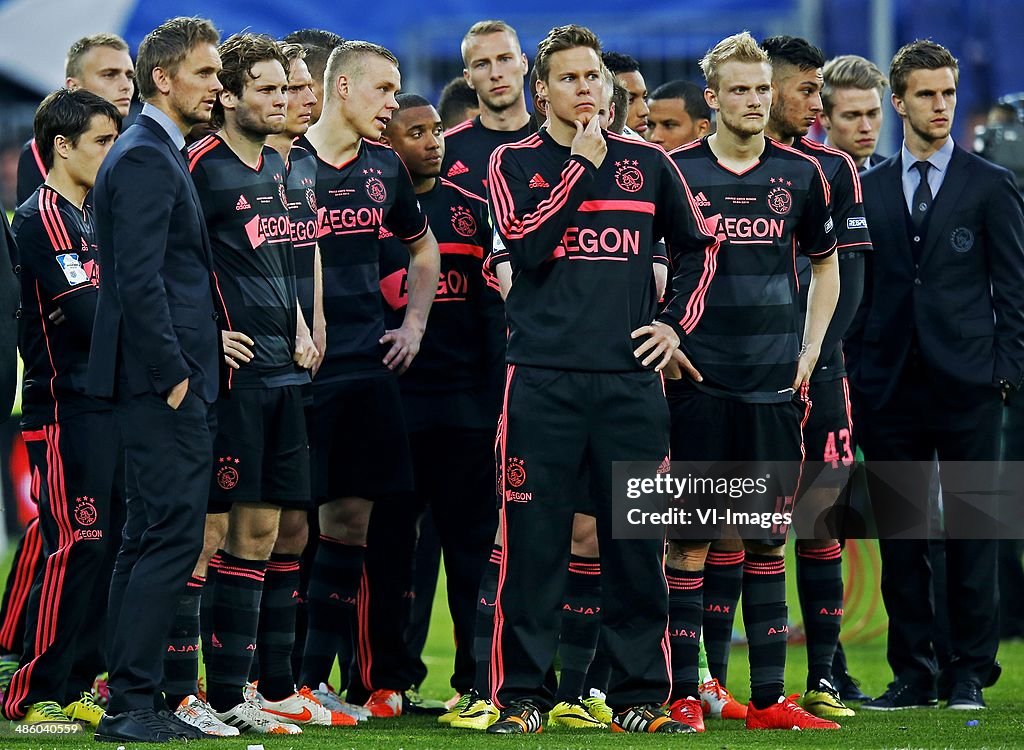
[364,168,387,203]
[767,185,792,216]
[450,205,477,237]
[614,160,644,193]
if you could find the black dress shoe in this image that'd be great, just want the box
[158,707,207,739]
[95,708,180,743]
[947,680,985,710]
[860,680,938,711]
[938,660,1001,701]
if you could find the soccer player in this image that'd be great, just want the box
[485,23,716,735]
[442,20,536,193]
[438,76,480,129]
[602,51,649,136]
[646,80,713,151]
[820,55,888,170]
[281,29,344,126]
[16,34,135,205]
[761,34,872,720]
[184,32,349,734]
[0,88,120,730]
[663,32,840,732]
[261,41,369,724]
[3,36,136,683]
[296,40,439,718]
[378,90,502,720]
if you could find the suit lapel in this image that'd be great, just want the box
[875,157,914,267]
[138,115,216,267]
[920,146,969,265]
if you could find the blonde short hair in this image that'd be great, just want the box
[700,31,769,92]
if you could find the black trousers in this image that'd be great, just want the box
[492,366,670,712]
[859,360,1001,688]
[2,412,123,716]
[352,427,496,696]
[998,395,1024,638]
[106,390,214,714]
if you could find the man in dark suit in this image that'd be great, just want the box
[88,17,225,743]
[850,40,1024,711]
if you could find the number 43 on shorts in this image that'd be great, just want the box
[823,429,853,468]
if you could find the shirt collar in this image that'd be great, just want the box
[901,136,954,174]
[141,103,186,151]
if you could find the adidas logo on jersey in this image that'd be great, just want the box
[235,194,251,211]
[528,173,550,189]
[447,160,469,177]
[694,192,712,207]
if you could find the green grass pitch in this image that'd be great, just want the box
[1,540,1021,748]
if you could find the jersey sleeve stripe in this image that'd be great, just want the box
[805,239,839,257]
[438,242,484,258]
[772,139,831,205]
[663,154,718,242]
[187,138,220,173]
[395,216,429,243]
[444,118,475,136]
[439,177,486,204]
[38,191,72,251]
[801,138,863,203]
[679,243,719,334]
[490,150,586,240]
[578,199,655,214]
[837,241,872,251]
[52,286,88,300]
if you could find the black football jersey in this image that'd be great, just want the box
[284,140,320,327]
[441,115,537,196]
[305,138,428,384]
[794,137,872,382]
[16,185,105,428]
[187,134,307,390]
[488,129,716,373]
[379,178,503,430]
[668,137,837,402]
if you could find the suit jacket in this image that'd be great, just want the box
[0,206,19,420]
[848,144,1024,407]
[88,114,220,402]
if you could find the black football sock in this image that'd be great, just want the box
[298,536,362,691]
[204,553,266,712]
[471,545,501,697]
[666,565,702,702]
[554,555,601,702]
[163,575,203,710]
[702,548,743,686]
[743,554,787,709]
[257,554,301,701]
[796,542,844,691]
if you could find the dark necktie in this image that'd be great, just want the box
[911,160,932,228]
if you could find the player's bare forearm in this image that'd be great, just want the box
[381,229,439,373]
[402,229,440,336]
[795,252,840,387]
